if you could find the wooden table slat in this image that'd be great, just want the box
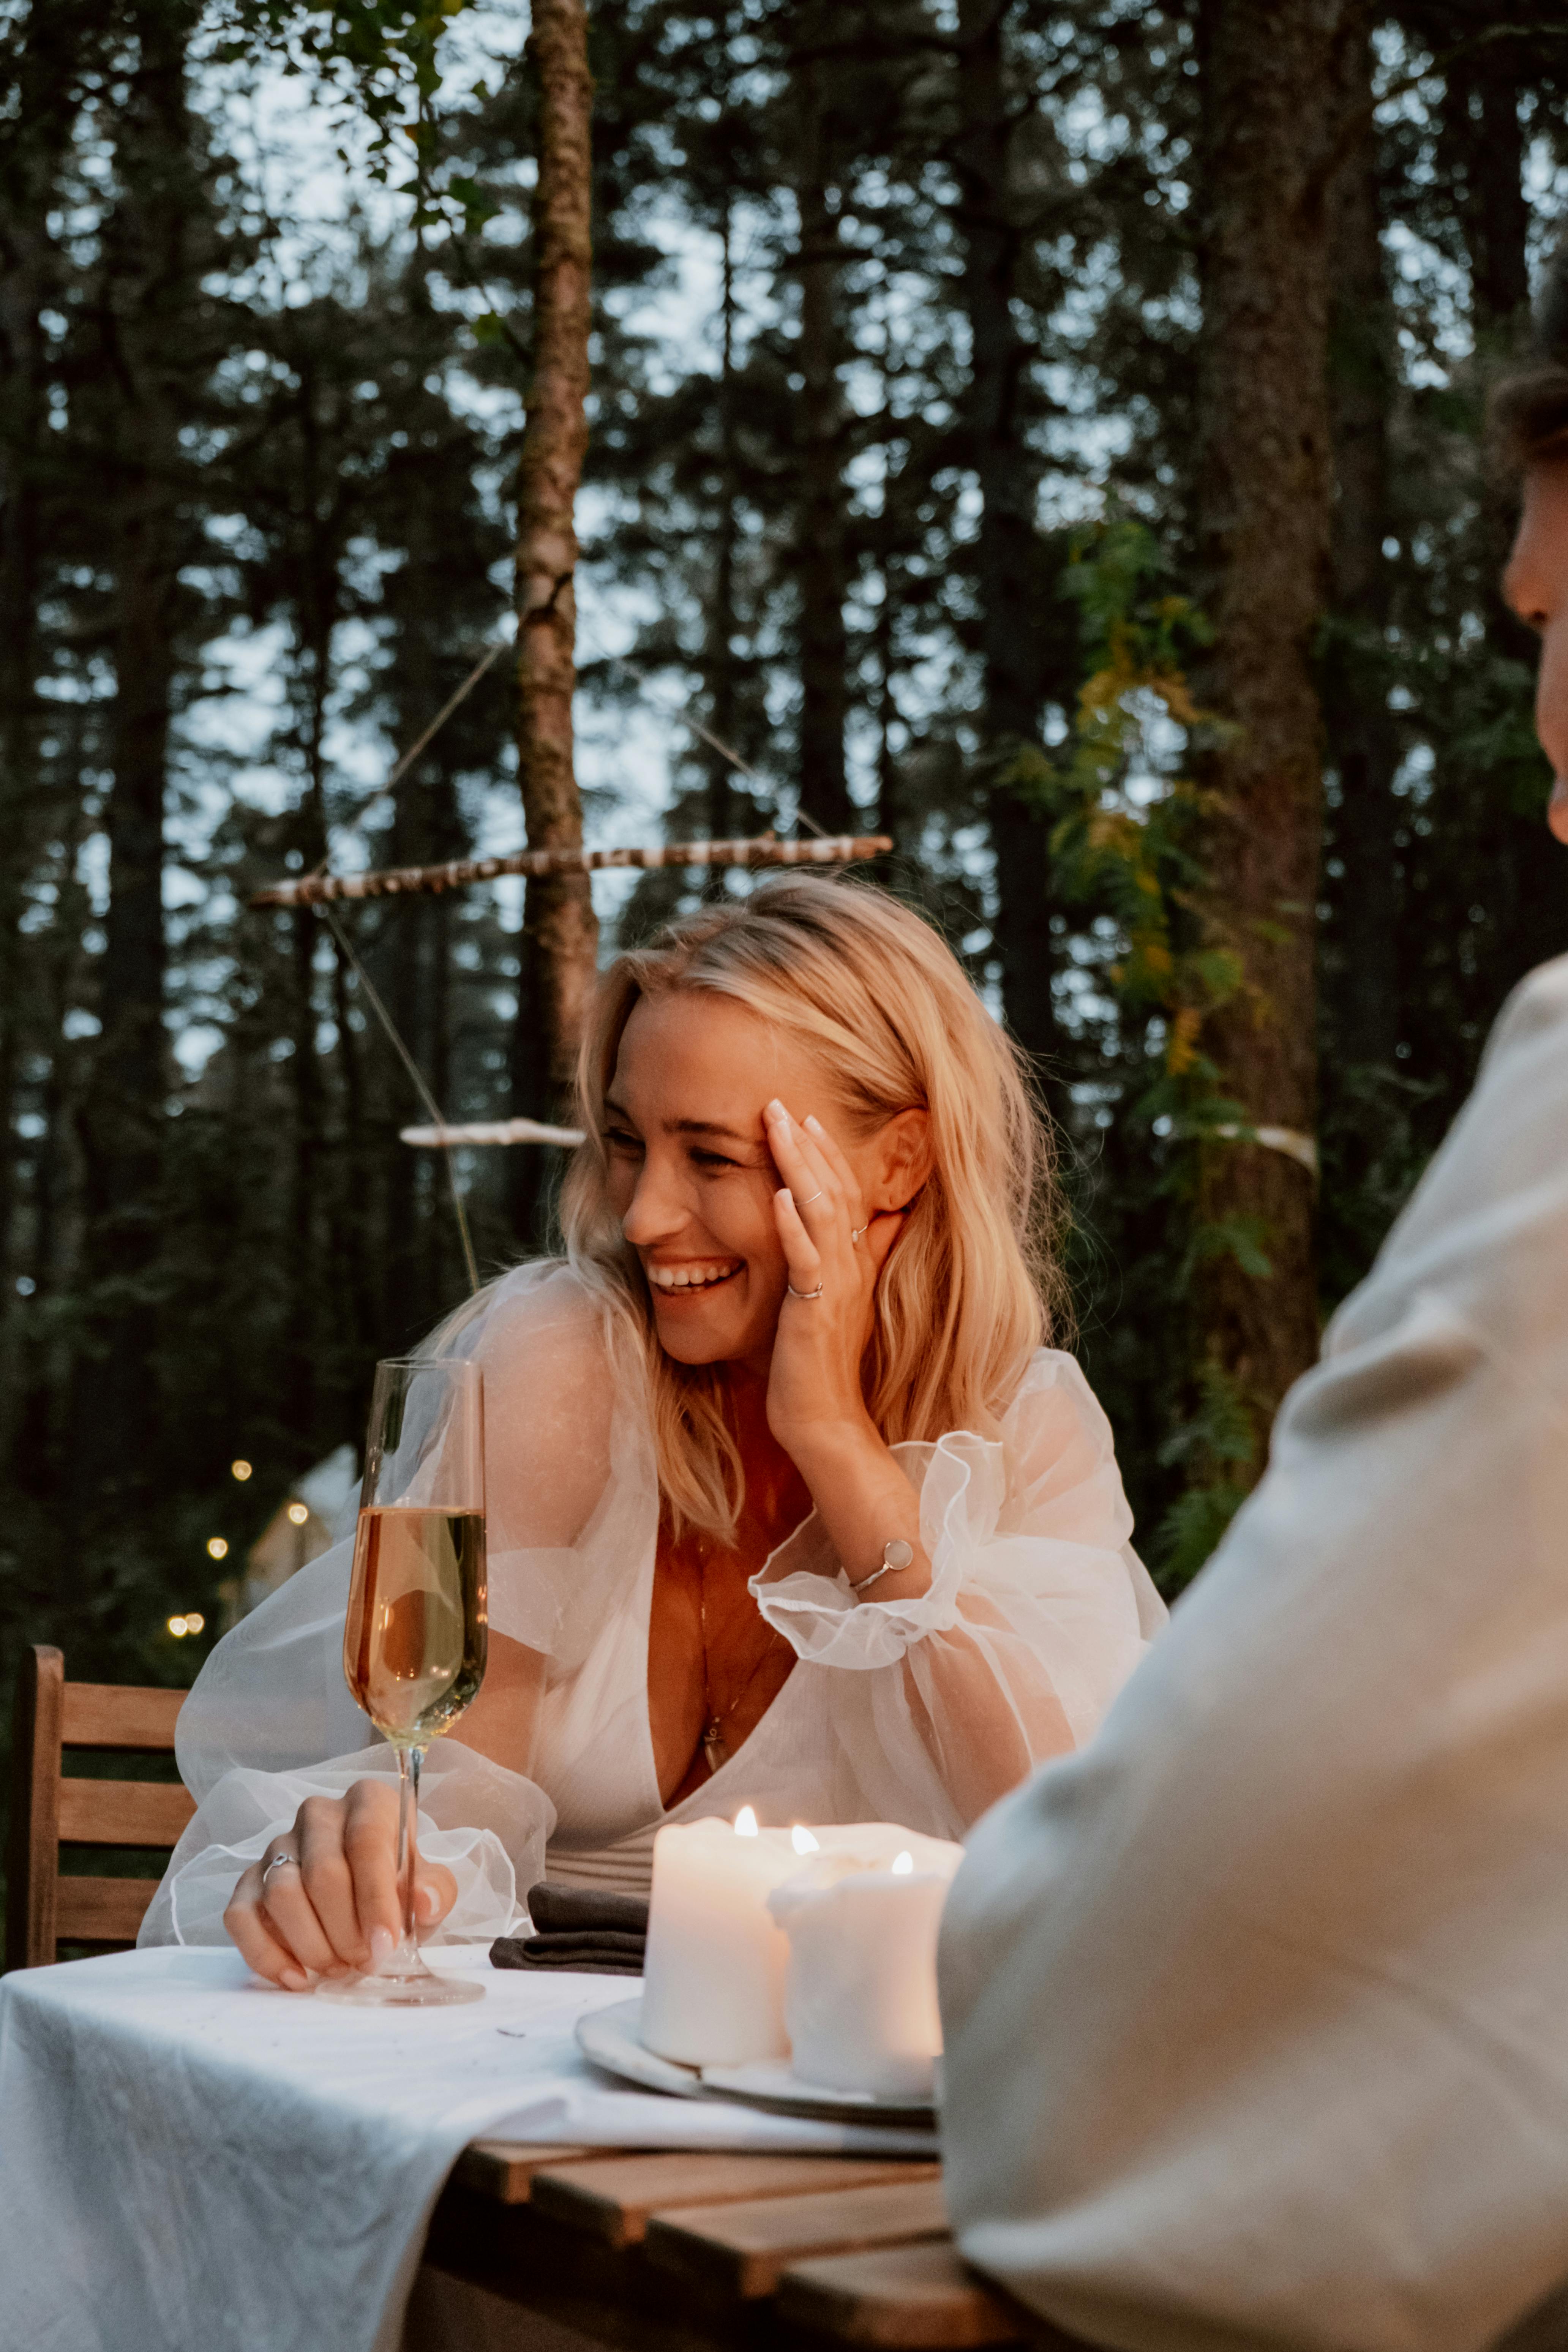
[776,2240,1024,2349]
[450,2143,608,2205]
[645,2174,948,2299]
[529,2152,933,2249]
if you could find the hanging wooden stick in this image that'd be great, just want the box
[400,1117,587,1149]
[250,832,892,909]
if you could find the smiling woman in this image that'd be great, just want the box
[142,879,1164,1978]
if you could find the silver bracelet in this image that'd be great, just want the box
[848,1538,915,1595]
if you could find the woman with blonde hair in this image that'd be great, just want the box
[146,877,1162,1984]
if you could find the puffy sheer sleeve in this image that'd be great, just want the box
[139,1262,638,1949]
[749,1351,1163,1836]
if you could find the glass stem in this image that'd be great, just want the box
[396,1744,424,1963]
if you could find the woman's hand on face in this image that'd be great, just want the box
[762,1100,903,1469]
[223,1779,457,1992]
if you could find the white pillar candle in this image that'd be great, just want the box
[640,1811,808,2065]
[767,1830,963,2099]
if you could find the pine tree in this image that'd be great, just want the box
[1187,0,1350,1465]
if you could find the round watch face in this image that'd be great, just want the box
[886,1539,914,1570]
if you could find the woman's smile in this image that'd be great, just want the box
[644,1257,745,1295]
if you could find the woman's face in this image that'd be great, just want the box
[1505,458,1568,842]
[603,990,875,1374]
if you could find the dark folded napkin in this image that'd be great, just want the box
[491,1929,646,1975]
[490,1881,650,1977]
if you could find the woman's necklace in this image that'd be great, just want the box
[698,1555,790,1776]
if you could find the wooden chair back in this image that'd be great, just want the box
[5,1644,194,1969]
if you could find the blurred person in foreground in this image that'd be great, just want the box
[939,258,1568,2352]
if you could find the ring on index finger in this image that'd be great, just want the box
[796,1189,825,1208]
[262,1851,302,1887]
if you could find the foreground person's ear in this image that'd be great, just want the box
[1549,776,1568,843]
[870,1108,933,1212]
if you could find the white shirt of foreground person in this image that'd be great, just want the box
[939,955,1568,2352]
[140,1261,1164,1945]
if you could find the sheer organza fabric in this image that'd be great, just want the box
[141,1262,1163,1946]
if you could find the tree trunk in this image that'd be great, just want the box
[954,0,1059,1084]
[0,191,44,1451]
[1323,7,1399,1070]
[875,550,902,844]
[1192,0,1349,1458]
[0,0,98,1462]
[793,62,853,836]
[330,928,376,1357]
[71,0,199,1522]
[511,0,598,1242]
[287,488,334,1444]
[703,203,741,856]
[1456,54,1531,342]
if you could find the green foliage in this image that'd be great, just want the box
[221,0,480,218]
[1028,522,1272,1254]
[986,516,1287,1590]
[1152,1357,1259,1586]
[1156,1478,1251,1590]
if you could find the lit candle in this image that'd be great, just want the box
[640,1809,807,2065]
[767,1830,963,2099]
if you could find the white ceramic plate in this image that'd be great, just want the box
[700,2055,936,2128]
[575,1996,707,2100]
[574,1996,937,2128]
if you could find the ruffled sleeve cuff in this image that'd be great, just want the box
[748,1435,985,1672]
[748,1353,1160,1694]
[137,1740,554,1950]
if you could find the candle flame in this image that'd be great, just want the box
[734,1806,760,1837]
[892,1850,914,1875]
[791,1825,820,1854]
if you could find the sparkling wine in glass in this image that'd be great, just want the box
[321,1355,486,2008]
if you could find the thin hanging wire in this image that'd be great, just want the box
[573,624,833,841]
[312,636,510,877]
[321,904,481,1298]
[295,612,835,1296]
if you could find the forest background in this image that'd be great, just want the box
[0,0,1565,1735]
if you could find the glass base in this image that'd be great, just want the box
[316,1961,484,2007]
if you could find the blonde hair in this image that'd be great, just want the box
[557,876,1069,1541]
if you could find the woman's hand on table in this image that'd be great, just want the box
[223,1780,457,1992]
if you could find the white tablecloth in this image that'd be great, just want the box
[0,1947,932,2352]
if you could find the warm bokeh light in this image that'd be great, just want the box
[207,1536,228,1559]
[734,1806,759,1837]
[231,1459,252,1481]
[286,1501,309,1526]
[185,1612,205,1634]
[167,1616,188,1638]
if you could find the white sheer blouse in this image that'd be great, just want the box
[141,1262,1164,1946]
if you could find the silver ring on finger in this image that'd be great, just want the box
[850,1224,867,1244]
[262,1851,301,1886]
[787,1279,826,1301]
[796,1189,825,1208]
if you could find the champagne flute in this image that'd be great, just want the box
[319,1356,487,2008]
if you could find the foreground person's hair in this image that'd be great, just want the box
[560,877,1067,1538]
[1491,236,1568,469]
